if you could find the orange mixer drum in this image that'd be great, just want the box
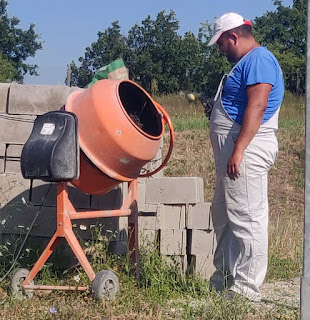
[65,79,165,195]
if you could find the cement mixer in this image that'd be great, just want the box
[11,79,174,300]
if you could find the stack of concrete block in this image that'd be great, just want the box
[135,176,216,279]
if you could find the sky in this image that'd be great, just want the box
[6,0,293,86]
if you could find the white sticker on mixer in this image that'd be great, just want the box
[40,123,55,135]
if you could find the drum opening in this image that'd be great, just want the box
[119,82,162,136]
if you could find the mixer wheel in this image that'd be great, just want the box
[9,268,34,299]
[91,270,119,300]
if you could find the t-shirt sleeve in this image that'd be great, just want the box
[243,54,277,87]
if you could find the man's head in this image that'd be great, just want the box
[208,12,254,62]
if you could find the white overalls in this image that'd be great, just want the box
[209,69,279,301]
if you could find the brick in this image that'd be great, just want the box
[188,254,215,279]
[6,144,23,158]
[0,83,10,113]
[145,177,204,204]
[8,84,80,115]
[159,229,186,255]
[188,229,215,255]
[187,202,212,230]
[0,114,35,144]
[157,204,185,229]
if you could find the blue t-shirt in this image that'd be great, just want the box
[222,46,284,124]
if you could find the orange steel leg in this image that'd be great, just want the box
[128,180,140,281]
[22,180,139,292]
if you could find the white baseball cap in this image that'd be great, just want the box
[208,12,253,46]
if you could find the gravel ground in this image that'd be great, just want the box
[250,278,300,318]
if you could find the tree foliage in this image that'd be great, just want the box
[70,2,306,95]
[254,0,306,94]
[0,0,42,83]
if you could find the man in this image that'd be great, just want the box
[206,12,284,302]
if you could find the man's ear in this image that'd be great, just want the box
[229,32,238,45]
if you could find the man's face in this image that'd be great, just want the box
[217,33,239,63]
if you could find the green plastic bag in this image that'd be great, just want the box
[87,58,129,87]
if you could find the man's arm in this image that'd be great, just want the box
[227,83,272,179]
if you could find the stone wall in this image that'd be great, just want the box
[0,83,215,278]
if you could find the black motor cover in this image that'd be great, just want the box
[21,111,79,182]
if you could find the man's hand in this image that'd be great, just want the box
[227,149,243,180]
[199,93,214,119]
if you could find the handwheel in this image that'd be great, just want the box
[9,268,34,299]
[91,270,119,300]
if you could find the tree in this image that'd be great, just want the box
[0,52,15,82]
[0,0,43,83]
[254,0,306,94]
[69,21,130,87]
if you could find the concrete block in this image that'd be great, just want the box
[188,229,214,255]
[163,255,188,276]
[139,229,157,251]
[0,173,30,207]
[187,202,212,230]
[6,144,23,158]
[145,177,204,204]
[157,204,185,229]
[139,215,159,231]
[29,180,57,207]
[137,178,146,207]
[0,83,10,113]
[4,160,21,174]
[0,159,4,174]
[138,203,158,214]
[0,143,6,157]
[188,254,215,279]
[160,229,186,255]
[108,240,128,255]
[0,204,57,237]
[0,114,35,144]
[91,185,124,210]
[8,84,80,115]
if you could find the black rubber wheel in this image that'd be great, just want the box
[9,268,34,299]
[91,270,119,300]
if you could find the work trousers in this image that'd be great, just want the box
[209,98,279,302]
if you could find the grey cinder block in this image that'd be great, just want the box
[0,173,30,207]
[0,143,6,157]
[145,177,204,204]
[6,144,23,158]
[0,83,10,113]
[0,159,4,174]
[4,160,21,174]
[0,114,35,144]
[157,204,186,229]
[188,229,215,255]
[187,202,212,230]
[8,84,80,115]
[159,229,186,255]
[188,253,215,279]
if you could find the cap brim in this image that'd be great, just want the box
[207,32,222,46]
